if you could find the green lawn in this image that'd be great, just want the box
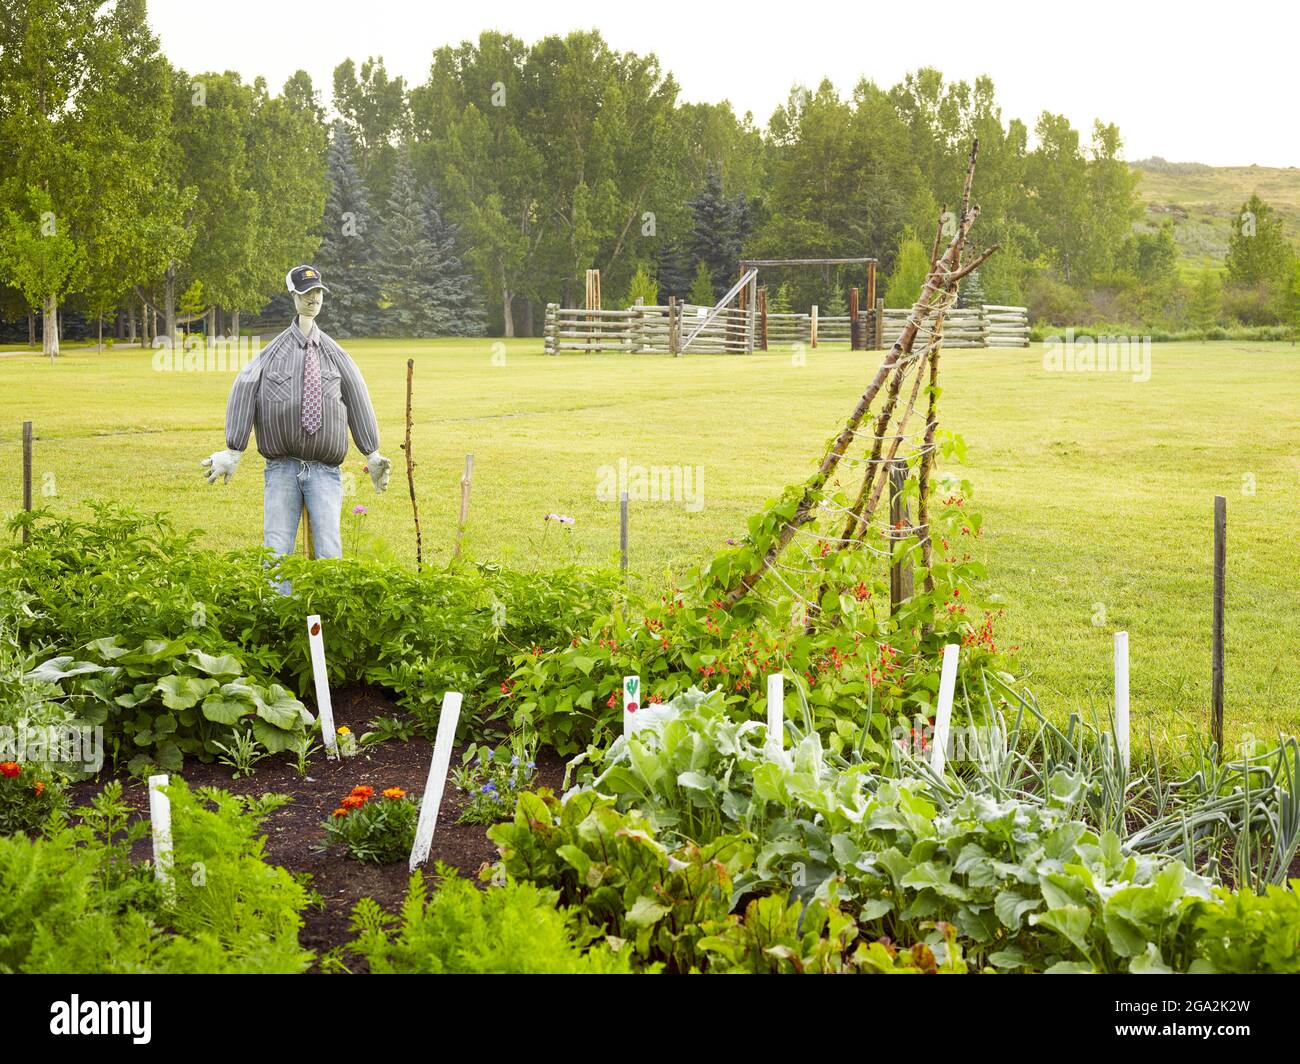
[3,335,1298,748]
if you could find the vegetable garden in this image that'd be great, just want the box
[3,145,1298,978]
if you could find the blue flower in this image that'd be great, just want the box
[526,761,536,770]
[481,781,497,794]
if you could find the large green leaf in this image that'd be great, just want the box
[26,657,108,683]
[250,718,296,753]
[1030,905,1093,959]
[201,692,251,725]
[994,888,1042,930]
[189,650,245,678]
[256,684,306,729]
[626,895,670,928]
[154,674,218,710]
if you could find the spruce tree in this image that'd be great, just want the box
[957,268,988,309]
[419,184,485,336]
[375,150,438,336]
[315,121,381,337]
[685,166,753,301]
[688,262,716,306]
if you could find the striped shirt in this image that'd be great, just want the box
[225,320,380,466]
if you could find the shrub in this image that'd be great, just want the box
[0,781,312,973]
[1191,883,1300,973]
[349,867,636,973]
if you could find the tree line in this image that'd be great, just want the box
[2,3,1295,352]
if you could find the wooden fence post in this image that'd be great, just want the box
[454,453,474,558]
[758,287,768,351]
[889,459,913,614]
[849,287,860,350]
[620,491,629,574]
[810,304,818,349]
[1212,495,1226,752]
[873,298,885,350]
[21,421,32,544]
[668,296,680,357]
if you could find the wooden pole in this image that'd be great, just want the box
[404,358,423,572]
[620,491,629,574]
[758,287,768,351]
[888,459,913,614]
[1212,495,1226,752]
[873,298,884,350]
[865,261,877,309]
[454,453,474,558]
[301,511,315,559]
[668,296,680,357]
[810,304,818,349]
[21,421,32,545]
[849,288,860,350]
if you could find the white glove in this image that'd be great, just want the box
[201,449,242,485]
[365,451,392,494]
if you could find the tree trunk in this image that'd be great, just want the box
[231,309,241,340]
[501,282,515,338]
[521,299,534,337]
[42,294,59,359]
[128,305,137,344]
[26,308,35,348]
[163,267,177,343]
[97,312,103,353]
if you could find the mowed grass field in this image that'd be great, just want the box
[3,335,1298,748]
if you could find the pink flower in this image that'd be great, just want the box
[353,504,368,515]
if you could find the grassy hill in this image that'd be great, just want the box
[1132,157,1300,275]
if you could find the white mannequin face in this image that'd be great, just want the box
[294,288,324,321]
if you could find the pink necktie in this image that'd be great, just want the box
[302,338,322,434]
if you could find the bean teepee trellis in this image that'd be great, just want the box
[718,140,998,625]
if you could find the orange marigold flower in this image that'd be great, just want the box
[350,785,375,799]
[382,787,406,800]
[0,762,20,778]
[340,794,366,810]
[332,806,350,817]
[34,780,45,797]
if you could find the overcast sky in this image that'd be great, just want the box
[150,0,1298,168]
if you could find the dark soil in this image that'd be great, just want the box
[66,685,568,963]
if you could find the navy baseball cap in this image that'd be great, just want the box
[286,265,329,294]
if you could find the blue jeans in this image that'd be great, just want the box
[264,458,343,593]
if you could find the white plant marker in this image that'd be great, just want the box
[306,614,337,757]
[930,643,960,776]
[623,675,641,735]
[766,672,784,760]
[409,691,464,872]
[148,773,174,893]
[1114,630,1130,772]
